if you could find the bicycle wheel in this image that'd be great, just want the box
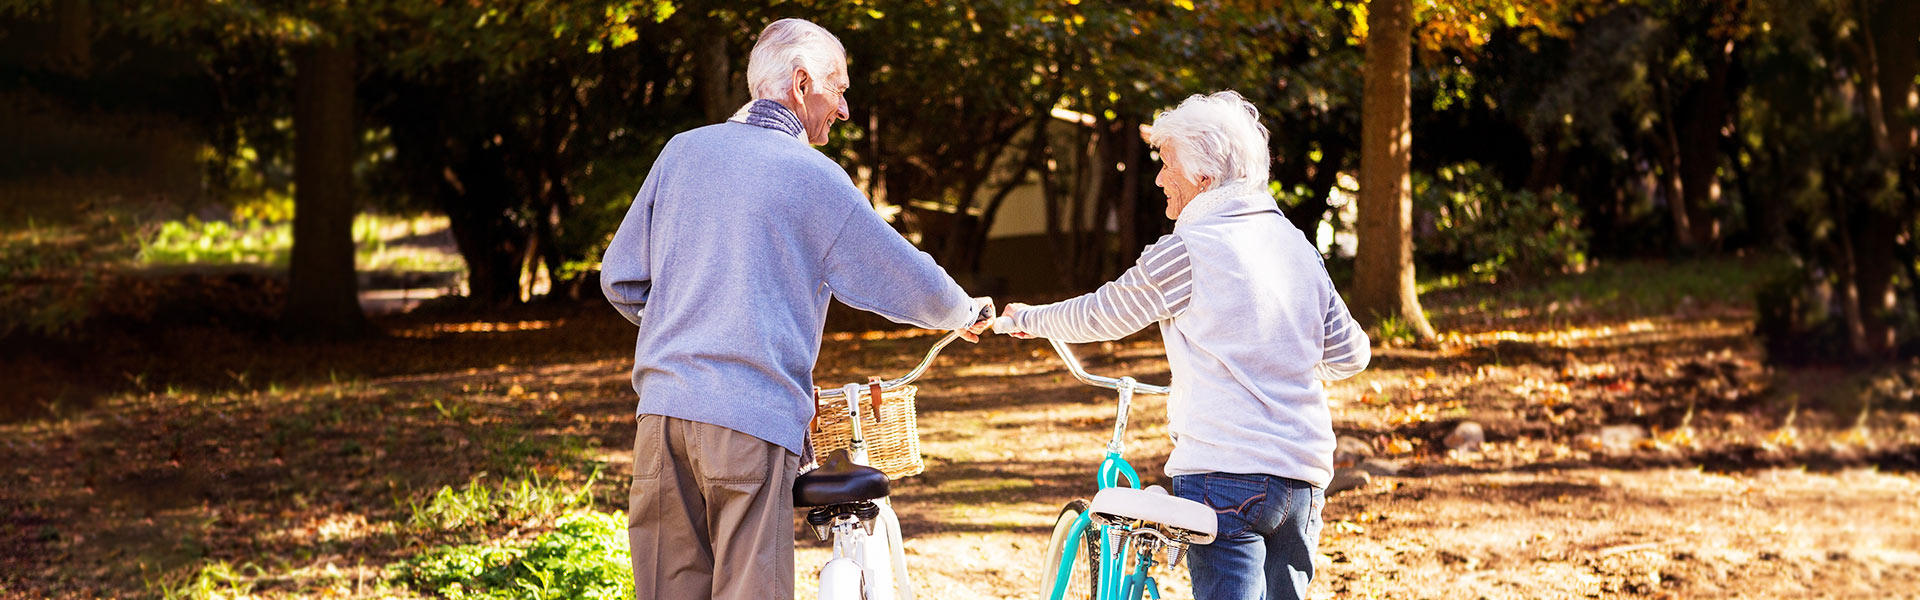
[1039,499,1099,600]
[818,557,866,600]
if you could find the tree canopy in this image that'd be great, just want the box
[1,0,1914,359]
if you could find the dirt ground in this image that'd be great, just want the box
[3,277,1919,599]
[796,326,1920,600]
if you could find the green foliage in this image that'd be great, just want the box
[0,213,130,338]
[562,150,657,282]
[1755,263,1852,365]
[1736,0,1918,361]
[391,511,633,600]
[391,542,526,598]
[134,213,463,272]
[1424,255,1784,331]
[137,217,292,266]
[407,469,600,532]
[1414,162,1588,280]
[146,560,262,600]
[1370,314,1419,346]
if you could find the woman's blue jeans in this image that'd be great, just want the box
[1172,472,1324,600]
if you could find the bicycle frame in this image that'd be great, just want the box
[816,381,915,600]
[811,329,968,600]
[1040,339,1174,600]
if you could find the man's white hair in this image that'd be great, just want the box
[746,18,847,101]
[1148,91,1271,189]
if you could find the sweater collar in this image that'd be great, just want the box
[1176,179,1269,223]
[728,99,807,141]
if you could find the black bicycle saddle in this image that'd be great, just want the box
[792,449,890,507]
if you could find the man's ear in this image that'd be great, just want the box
[791,67,811,101]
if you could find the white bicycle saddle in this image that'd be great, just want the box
[1089,485,1217,545]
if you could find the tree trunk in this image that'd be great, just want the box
[1288,143,1348,243]
[443,156,531,306]
[1677,36,1734,249]
[50,0,91,75]
[1071,121,1105,286]
[1651,77,1695,251]
[535,76,580,299]
[939,118,1027,272]
[976,111,1050,276]
[1852,0,1919,358]
[867,109,887,206]
[1828,178,1873,359]
[971,161,1031,274]
[695,21,735,123]
[1040,120,1072,287]
[1524,132,1568,194]
[1353,0,1435,342]
[1117,117,1144,259]
[284,40,370,338]
[1871,0,1916,159]
[1085,118,1130,281]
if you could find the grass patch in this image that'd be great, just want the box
[145,560,262,600]
[1421,254,1782,331]
[137,214,464,274]
[390,511,633,600]
[0,211,136,336]
[1369,315,1421,346]
[407,469,602,532]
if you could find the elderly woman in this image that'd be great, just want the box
[997,91,1370,600]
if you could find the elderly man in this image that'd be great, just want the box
[997,91,1370,600]
[599,18,993,600]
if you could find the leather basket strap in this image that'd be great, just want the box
[809,386,823,433]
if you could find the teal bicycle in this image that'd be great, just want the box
[1026,336,1218,600]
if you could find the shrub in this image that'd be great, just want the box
[391,511,632,599]
[1414,162,1588,280]
[406,469,600,532]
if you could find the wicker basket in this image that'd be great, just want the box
[808,380,924,479]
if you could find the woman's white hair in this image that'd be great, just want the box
[1148,91,1271,189]
[746,19,847,101]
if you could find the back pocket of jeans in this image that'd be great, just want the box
[1198,474,1269,538]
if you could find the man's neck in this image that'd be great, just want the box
[731,99,807,142]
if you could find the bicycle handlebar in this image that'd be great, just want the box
[1042,338,1171,396]
[815,329,967,400]
[993,316,1170,395]
[812,315,1172,401]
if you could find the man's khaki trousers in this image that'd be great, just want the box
[629,414,801,600]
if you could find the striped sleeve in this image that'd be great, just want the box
[1012,235,1193,343]
[1312,289,1371,380]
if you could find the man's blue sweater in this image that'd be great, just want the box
[599,100,978,455]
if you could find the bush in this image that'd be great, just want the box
[392,511,632,599]
[1414,162,1588,280]
[406,469,600,532]
[137,217,292,266]
[1756,258,1920,365]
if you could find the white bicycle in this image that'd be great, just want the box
[795,329,970,600]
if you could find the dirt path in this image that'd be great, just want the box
[4,296,1918,598]
[791,325,1920,599]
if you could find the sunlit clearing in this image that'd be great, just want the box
[393,319,562,337]
[824,328,942,342]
